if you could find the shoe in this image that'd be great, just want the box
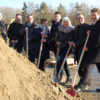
[65,77,72,84]
[96,88,100,92]
[84,85,89,90]
[60,75,66,83]
[74,84,89,92]
[74,85,82,92]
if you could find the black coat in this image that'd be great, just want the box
[83,19,100,64]
[0,21,8,42]
[57,25,74,51]
[20,22,37,51]
[34,27,50,59]
[8,22,24,46]
[48,19,62,51]
[71,23,90,62]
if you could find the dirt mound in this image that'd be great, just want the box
[0,37,100,100]
[0,38,74,100]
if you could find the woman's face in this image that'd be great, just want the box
[63,20,69,27]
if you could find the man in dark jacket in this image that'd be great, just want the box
[74,8,100,92]
[48,11,65,80]
[70,13,91,91]
[48,11,62,54]
[8,13,24,53]
[20,14,37,63]
[0,13,8,42]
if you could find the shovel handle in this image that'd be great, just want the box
[72,33,90,87]
[58,45,72,77]
[25,27,28,58]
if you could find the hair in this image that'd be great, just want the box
[62,17,72,26]
[16,13,22,17]
[41,18,47,24]
[76,12,84,19]
[54,11,61,15]
[27,14,33,18]
[91,8,100,14]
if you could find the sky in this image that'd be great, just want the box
[0,0,100,10]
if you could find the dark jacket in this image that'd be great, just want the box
[8,21,24,46]
[20,22,37,51]
[83,19,100,64]
[34,26,50,59]
[57,25,74,51]
[0,21,8,42]
[48,19,62,51]
[71,23,90,62]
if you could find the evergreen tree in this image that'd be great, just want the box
[22,2,28,23]
[57,3,67,18]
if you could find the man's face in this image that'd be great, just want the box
[76,14,85,25]
[91,12,100,22]
[15,15,22,23]
[27,16,33,24]
[0,13,3,21]
[42,21,48,27]
[54,14,61,22]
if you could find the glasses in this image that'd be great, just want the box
[77,17,84,19]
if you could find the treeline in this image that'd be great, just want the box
[0,2,93,25]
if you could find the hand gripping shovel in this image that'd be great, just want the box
[25,27,29,58]
[66,33,90,97]
[37,27,45,68]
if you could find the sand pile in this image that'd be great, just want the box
[0,37,74,100]
[0,37,100,100]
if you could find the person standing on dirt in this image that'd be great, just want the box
[0,13,8,43]
[8,13,24,53]
[20,14,37,63]
[70,13,91,91]
[74,8,100,92]
[34,19,50,71]
[48,11,62,54]
[55,17,74,83]
[48,11,65,80]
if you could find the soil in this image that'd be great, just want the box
[0,37,100,100]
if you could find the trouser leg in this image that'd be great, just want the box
[96,63,100,73]
[78,64,94,87]
[39,58,46,72]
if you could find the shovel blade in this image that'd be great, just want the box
[66,87,76,97]
[52,74,60,83]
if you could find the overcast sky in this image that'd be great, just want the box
[0,0,100,10]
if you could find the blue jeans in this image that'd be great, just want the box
[53,49,64,76]
[56,48,71,78]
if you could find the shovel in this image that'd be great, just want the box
[37,36,44,68]
[52,45,60,83]
[52,45,72,83]
[66,33,90,97]
[37,27,45,68]
[25,27,29,58]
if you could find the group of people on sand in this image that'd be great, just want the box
[0,7,100,92]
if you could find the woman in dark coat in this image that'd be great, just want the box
[55,17,74,83]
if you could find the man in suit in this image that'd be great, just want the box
[74,8,100,92]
